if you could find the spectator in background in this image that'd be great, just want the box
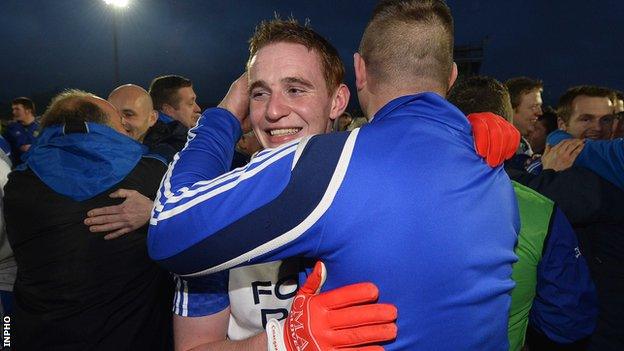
[5,97,39,166]
[108,84,157,143]
[528,106,558,155]
[143,75,201,159]
[4,90,173,350]
[449,75,597,351]
[505,76,544,152]
[333,111,352,131]
[231,131,262,169]
[556,85,616,141]
[347,116,369,131]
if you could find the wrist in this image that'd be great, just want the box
[265,318,287,351]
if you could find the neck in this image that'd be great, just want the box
[20,115,35,125]
[366,87,447,119]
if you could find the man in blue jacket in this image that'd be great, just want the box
[149,1,519,350]
[5,97,39,166]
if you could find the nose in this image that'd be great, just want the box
[120,116,130,128]
[534,105,543,116]
[193,102,201,114]
[588,118,602,132]
[265,93,289,121]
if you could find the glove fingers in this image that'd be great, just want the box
[329,323,398,347]
[493,115,518,164]
[299,261,327,295]
[328,303,397,329]
[488,115,507,167]
[315,282,379,309]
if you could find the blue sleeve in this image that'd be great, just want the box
[529,207,597,343]
[546,130,572,146]
[6,124,28,149]
[148,108,353,277]
[173,271,230,317]
[573,139,624,190]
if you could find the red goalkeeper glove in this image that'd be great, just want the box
[468,112,520,167]
[266,261,397,351]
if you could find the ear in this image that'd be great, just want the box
[328,84,350,121]
[148,110,158,128]
[447,62,458,92]
[161,103,176,116]
[557,117,567,131]
[354,52,367,91]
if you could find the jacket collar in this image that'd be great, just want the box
[369,92,471,134]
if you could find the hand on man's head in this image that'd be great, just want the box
[218,73,250,126]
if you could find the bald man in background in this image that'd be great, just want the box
[108,84,158,143]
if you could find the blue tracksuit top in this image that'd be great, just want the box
[149,92,520,350]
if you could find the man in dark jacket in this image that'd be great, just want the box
[4,90,173,350]
[143,75,201,162]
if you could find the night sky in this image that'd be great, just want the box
[2,0,623,117]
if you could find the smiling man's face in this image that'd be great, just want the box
[562,95,615,140]
[247,42,337,148]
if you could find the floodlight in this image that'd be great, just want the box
[104,0,129,8]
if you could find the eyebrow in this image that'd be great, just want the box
[248,76,316,94]
[282,76,315,90]
[248,80,269,94]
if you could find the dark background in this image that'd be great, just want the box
[2,0,623,118]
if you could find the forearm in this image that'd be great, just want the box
[173,307,268,351]
[188,333,267,351]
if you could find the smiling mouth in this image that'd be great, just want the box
[585,133,601,139]
[268,128,302,136]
